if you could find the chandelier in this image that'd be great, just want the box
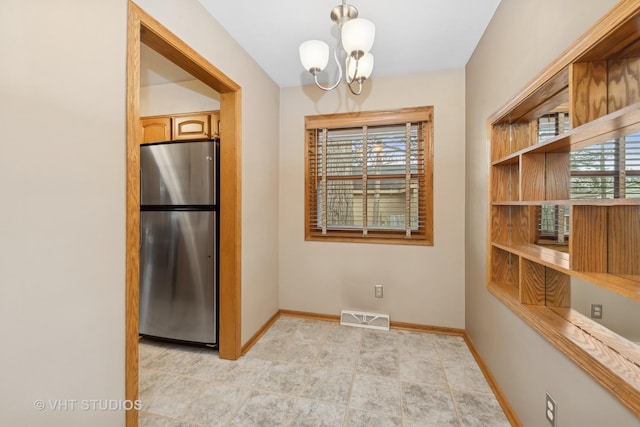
[299,0,375,95]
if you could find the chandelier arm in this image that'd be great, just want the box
[345,54,363,95]
[312,36,344,92]
[347,78,363,95]
[345,54,358,84]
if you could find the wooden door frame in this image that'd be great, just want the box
[126,2,242,425]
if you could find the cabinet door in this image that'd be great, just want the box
[173,114,211,140]
[141,117,171,144]
[211,111,220,137]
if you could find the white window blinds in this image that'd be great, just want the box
[570,133,640,199]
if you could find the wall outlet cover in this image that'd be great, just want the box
[546,392,557,426]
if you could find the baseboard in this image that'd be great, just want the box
[279,309,466,336]
[464,333,522,427]
[240,310,280,355]
[279,309,340,322]
[390,320,464,337]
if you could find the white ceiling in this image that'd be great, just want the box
[196,0,502,88]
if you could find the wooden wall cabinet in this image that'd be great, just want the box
[487,0,640,416]
[140,110,220,144]
[141,116,171,144]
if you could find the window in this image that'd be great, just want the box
[570,133,640,199]
[538,111,570,143]
[304,106,433,245]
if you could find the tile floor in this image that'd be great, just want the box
[139,316,510,426]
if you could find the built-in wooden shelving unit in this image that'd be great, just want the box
[487,0,640,417]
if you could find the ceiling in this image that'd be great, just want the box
[141,1,502,89]
[196,0,502,88]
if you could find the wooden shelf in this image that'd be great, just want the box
[492,242,570,271]
[492,102,640,166]
[492,199,640,206]
[488,281,640,409]
[492,241,640,302]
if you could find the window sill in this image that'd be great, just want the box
[305,234,432,246]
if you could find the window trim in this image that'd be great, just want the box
[304,106,434,245]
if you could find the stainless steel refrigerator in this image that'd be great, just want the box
[139,140,218,345]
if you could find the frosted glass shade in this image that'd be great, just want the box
[299,40,330,72]
[347,52,374,80]
[341,18,375,56]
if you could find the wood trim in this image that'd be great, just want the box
[218,89,242,360]
[489,0,640,125]
[141,110,220,119]
[423,117,434,245]
[488,281,640,416]
[492,102,640,166]
[464,334,523,427]
[304,106,434,246]
[125,5,141,427]
[305,235,432,246]
[389,320,464,336]
[550,307,640,367]
[305,106,433,129]
[139,26,239,94]
[126,2,242,425]
[241,310,280,355]
[278,309,341,322]
[277,309,466,337]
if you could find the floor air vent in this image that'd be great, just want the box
[340,310,390,331]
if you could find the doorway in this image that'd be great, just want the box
[126,3,242,426]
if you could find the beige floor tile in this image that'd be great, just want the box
[356,350,400,377]
[139,317,506,427]
[254,362,312,395]
[298,367,352,405]
[399,358,448,387]
[344,408,402,426]
[451,389,510,427]
[402,382,459,425]
[349,373,401,416]
[228,390,296,426]
[287,399,346,427]
[178,382,248,426]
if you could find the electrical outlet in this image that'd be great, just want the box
[374,284,383,298]
[546,393,557,426]
[591,304,603,319]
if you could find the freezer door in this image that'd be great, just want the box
[139,211,216,344]
[140,140,215,206]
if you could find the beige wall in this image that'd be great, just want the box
[0,0,280,425]
[0,1,127,426]
[465,0,640,425]
[279,70,466,328]
[140,80,220,117]
[134,0,281,344]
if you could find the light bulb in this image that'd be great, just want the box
[347,52,374,80]
[341,18,375,57]
[299,40,329,73]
